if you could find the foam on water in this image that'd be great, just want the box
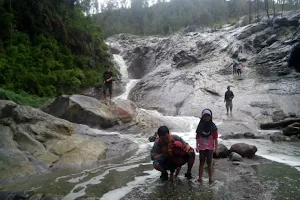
[99,170,160,200]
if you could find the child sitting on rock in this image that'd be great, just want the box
[196,109,219,184]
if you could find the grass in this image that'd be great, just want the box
[0,88,51,108]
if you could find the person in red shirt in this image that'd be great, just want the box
[195,109,219,184]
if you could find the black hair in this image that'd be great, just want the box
[157,126,170,137]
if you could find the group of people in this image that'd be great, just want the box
[151,108,219,184]
[229,59,243,76]
[151,87,235,183]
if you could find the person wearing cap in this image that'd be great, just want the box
[224,86,234,115]
[150,126,195,182]
[196,109,219,184]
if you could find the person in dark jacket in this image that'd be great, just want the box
[103,66,113,100]
[224,86,234,115]
[151,126,195,181]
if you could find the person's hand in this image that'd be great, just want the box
[214,149,219,157]
[196,148,199,153]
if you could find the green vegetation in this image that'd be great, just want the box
[96,0,300,37]
[0,0,111,103]
[0,88,50,107]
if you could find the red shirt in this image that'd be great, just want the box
[196,131,218,151]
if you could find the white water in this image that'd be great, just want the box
[60,53,300,200]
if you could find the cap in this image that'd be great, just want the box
[202,109,212,116]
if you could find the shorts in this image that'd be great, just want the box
[199,150,213,163]
[226,100,233,109]
[103,83,112,95]
[153,155,189,172]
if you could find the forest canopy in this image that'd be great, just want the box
[96,0,300,37]
[0,0,111,99]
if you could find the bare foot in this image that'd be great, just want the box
[209,179,214,185]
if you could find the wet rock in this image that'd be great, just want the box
[42,95,137,128]
[0,192,29,200]
[110,47,120,54]
[244,132,255,138]
[0,125,36,183]
[29,194,44,200]
[283,122,300,136]
[272,110,287,122]
[214,144,229,158]
[0,101,135,183]
[270,132,287,142]
[288,112,297,118]
[265,34,277,46]
[229,152,243,161]
[172,50,198,68]
[127,46,156,79]
[41,194,63,200]
[220,133,244,140]
[230,143,257,158]
[288,43,300,73]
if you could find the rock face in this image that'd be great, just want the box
[106,12,300,123]
[0,100,135,184]
[42,95,137,128]
[230,143,257,158]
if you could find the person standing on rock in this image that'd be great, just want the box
[103,66,113,100]
[229,59,238,75]
[224,86,234,115]
[196,109,218,184]
[151,126,195,182]
[236,62,243,76]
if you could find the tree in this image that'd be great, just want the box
[272,0,276,17]
[264,0,270,18]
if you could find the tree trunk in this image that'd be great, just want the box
[272,0,276,18]
[281,0,284,17]
[249,0,252,23]
[264,0,269,18]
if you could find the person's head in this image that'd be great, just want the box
[201,109,212,122]
[157,126,170,144]
[227,86,230,91]
[105,66,111,72]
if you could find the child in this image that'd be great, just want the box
[196,109,219,184]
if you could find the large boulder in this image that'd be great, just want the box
[272,110,286,122]
[0,101,135,183]
[230,143,257,158]
[214,144,229,158]
[283,122,300,136]
[42,95,137,129]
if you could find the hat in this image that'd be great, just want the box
[202,109,212,116]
